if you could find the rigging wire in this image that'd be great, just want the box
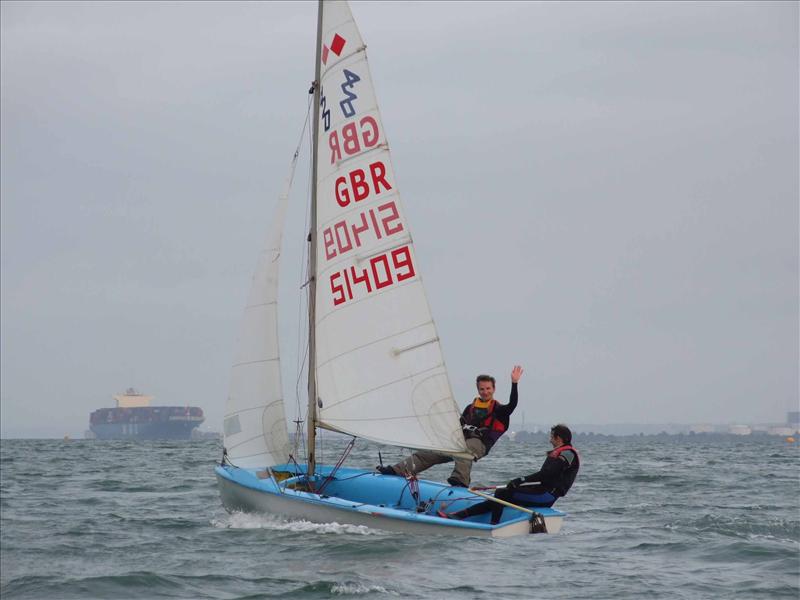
[315,437,356,495]
[292,88,314,462]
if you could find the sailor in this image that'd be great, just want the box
[376,366,522,487]
[443,424,580,524]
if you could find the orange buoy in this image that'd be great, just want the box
[786,436,796,443]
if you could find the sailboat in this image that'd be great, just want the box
[215,0,566,538]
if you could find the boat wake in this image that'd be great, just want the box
[210,511,384,536]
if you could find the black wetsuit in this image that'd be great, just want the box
[519,445,580,498]
[459,383,518,452]
[459,444,580,524]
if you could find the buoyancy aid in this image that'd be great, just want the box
[548,444,580,461]
[547,444,580,496]
[466,398,506,434]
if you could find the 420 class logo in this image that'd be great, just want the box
[321,68,363,132]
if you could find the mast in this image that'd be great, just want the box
[306,0,324,480]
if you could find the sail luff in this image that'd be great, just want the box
[306,0,325,479]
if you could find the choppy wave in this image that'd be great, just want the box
[666,513,800,542]
[1,437,798,599]
[331,582,398,596]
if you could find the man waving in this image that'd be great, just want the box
[377,365,523,487]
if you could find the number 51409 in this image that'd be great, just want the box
[330,245,416,306]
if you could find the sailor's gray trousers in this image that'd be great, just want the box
[390,437,486,486]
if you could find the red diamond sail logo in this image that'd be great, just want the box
[330,33,346,55]
[322,33,347,65]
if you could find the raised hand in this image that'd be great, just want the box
[511,365,524,383]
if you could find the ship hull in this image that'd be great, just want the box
[89,405,204,440]
[90,421,200,440]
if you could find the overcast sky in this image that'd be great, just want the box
[1,1,797,438]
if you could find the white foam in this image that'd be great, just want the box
[331,582,398,595]
[211,511,384,535]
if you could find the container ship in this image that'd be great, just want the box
[89,388,205,440]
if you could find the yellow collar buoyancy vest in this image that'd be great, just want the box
[467,398,506,433]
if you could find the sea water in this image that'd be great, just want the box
[1,436,798,599]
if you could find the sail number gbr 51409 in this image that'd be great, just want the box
[330,245,416,306]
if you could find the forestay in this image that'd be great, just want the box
[313,1,469,456]
[223,159,295,468]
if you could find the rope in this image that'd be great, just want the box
[468,487,538,515]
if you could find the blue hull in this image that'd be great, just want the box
[215,463,566,537]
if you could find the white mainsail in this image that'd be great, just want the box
[223,159,295,469]
[312,1,469,456]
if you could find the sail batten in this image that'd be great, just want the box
[316,422,473,460]
[226,398,285,415]
[319,363,444,410]
[227,434,269,451]
[243,301,278,309]
[231,358,279,369]
[315,320,438,369]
